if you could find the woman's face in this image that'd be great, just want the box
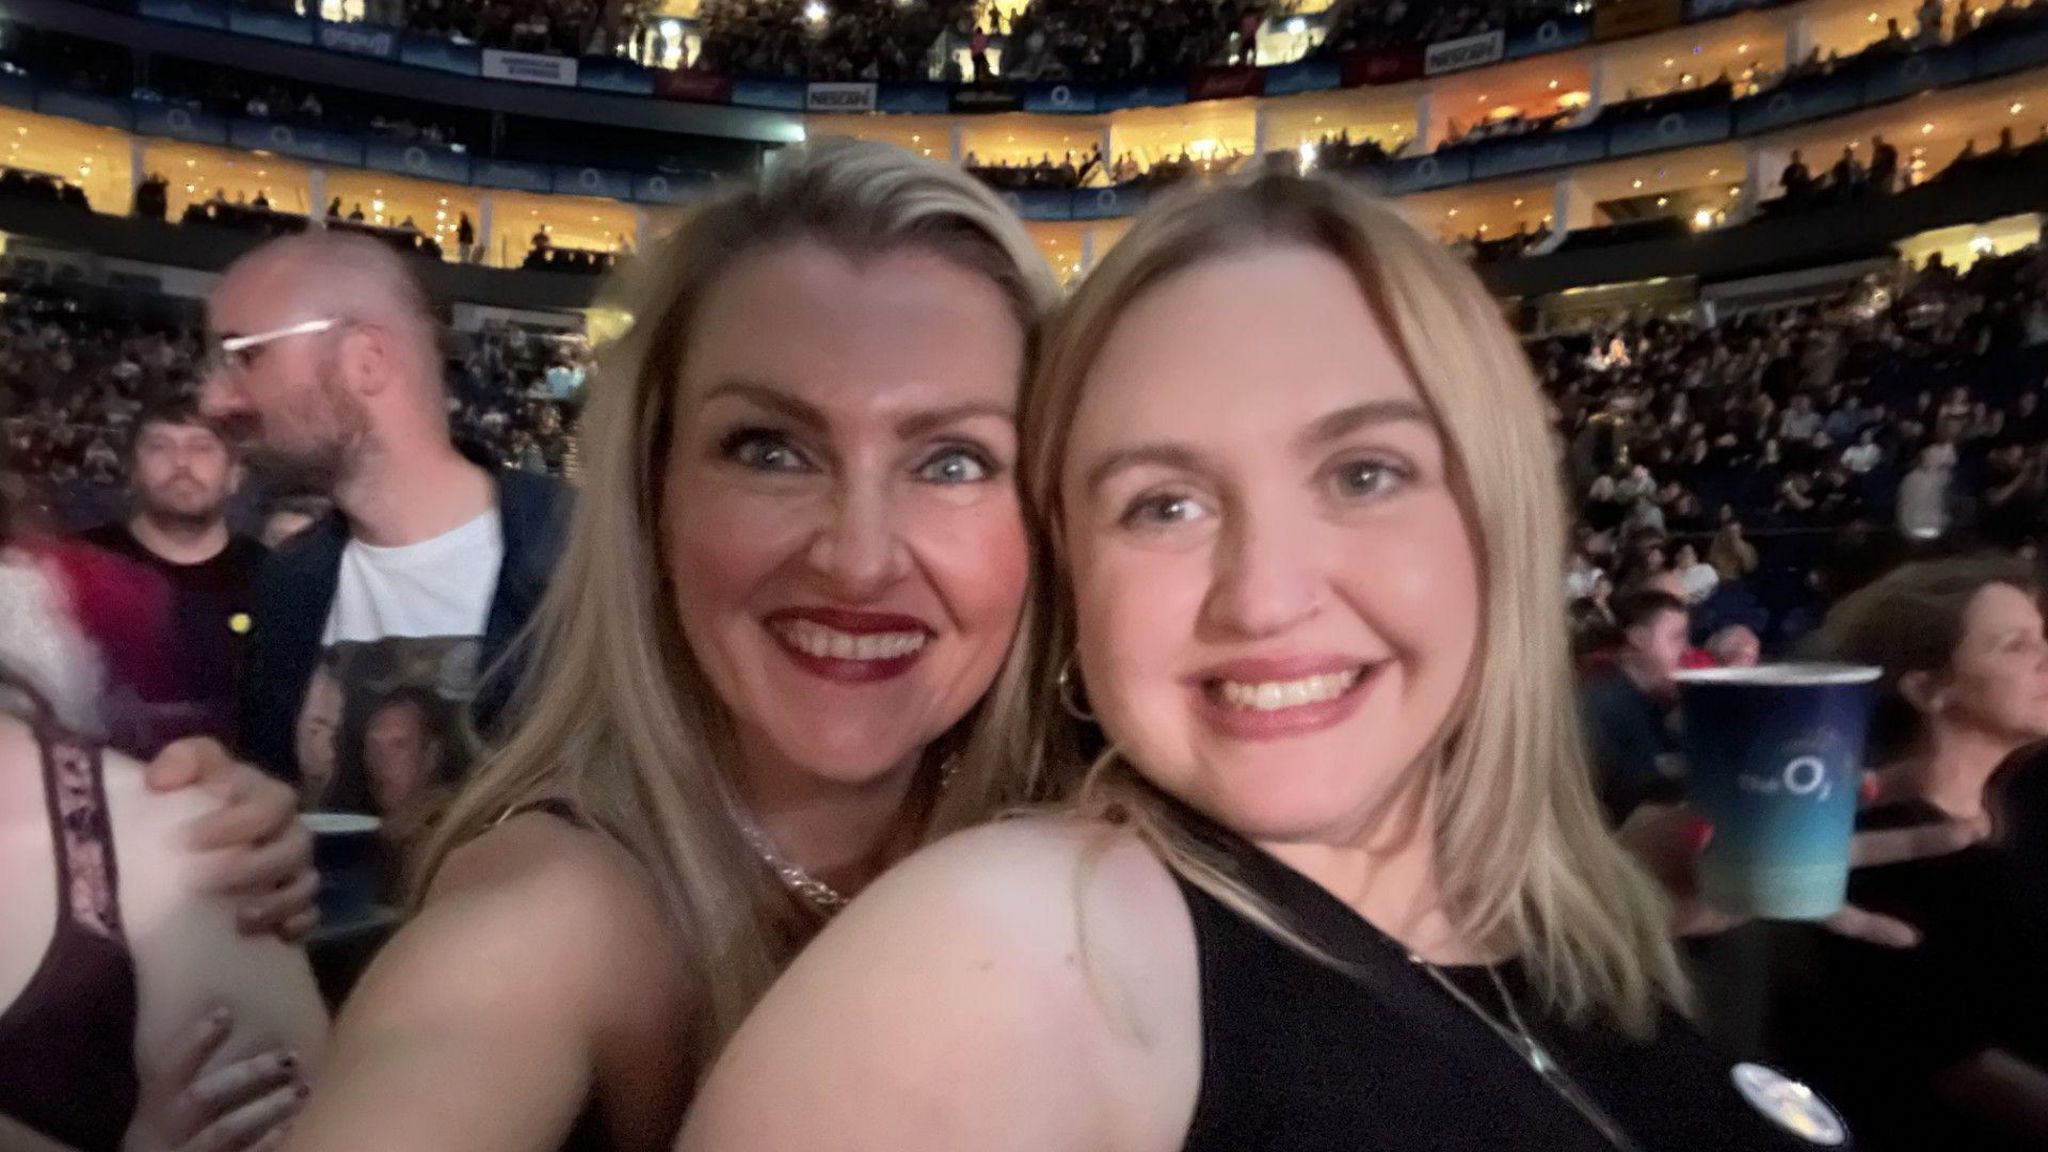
[663,242,1031,788]
[1935,583,2048,746]
[1059,245,1480,845]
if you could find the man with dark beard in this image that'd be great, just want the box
[78,397,265,746]
[199,232,570,803]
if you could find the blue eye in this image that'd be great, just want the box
[722,430,810,473]
[916,447,995,485]
[1331,459,1403,500]
[1120,492,1207,529]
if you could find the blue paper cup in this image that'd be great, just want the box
[304,812,384,924]
[1674,664,1882,921]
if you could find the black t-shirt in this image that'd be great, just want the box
[1772,767,2048,1152]
[76,522,266,746]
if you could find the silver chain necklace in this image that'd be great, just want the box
[740,758,958,916]
[741,819,849,913]
[1408,955,1644,1152]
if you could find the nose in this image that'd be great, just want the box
[803,480,909,602]
[197,366,239,422]
[1201,497,1325,640]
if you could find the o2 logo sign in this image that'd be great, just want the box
[1738,753,1836,803]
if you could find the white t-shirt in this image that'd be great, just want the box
[322,510,503,645]
[301,510,504,814]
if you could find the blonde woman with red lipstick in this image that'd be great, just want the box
[281,141,1059,1152]
[679,174,1852,1151]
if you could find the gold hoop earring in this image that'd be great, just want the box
[1057,654,1095,723]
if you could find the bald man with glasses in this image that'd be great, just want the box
[202,232,572,811]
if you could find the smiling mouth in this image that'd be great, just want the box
[769,619,929,662]
[1207,667,1365,712]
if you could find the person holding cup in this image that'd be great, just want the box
[1773,556,2048,1150]
[680,173,1843,1151]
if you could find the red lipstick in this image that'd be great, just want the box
[763,608,934,685]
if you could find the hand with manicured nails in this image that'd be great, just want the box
[145,739,320,941]
[129,1008,310,1152]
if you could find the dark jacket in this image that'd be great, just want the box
[235,469,572,785]
[1580,669,1683,824]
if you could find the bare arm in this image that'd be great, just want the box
[108,755,329,1152]
[678,821,1198,1152]
[281,815,692,1152]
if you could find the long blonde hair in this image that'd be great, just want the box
[1020,172,1687,1036]
[419,140,1061,1069]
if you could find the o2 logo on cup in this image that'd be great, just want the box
[1779,755,1833,803]
[1736,732,1847,804]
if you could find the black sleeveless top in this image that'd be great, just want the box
[0,727,142,1152]
[1171,802,1850,1152]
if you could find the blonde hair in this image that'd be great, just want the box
[418,139,1061,1071]
[1020,172,1687,1036]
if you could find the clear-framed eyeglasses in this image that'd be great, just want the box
[202,317,342,380]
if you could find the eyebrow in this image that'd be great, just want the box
[1081,398,1438,498]
[1082,443,1215,499]
[1295,399,1438,451]
[896,402,1014,441]
[701,382,829,434]
[701,382,1013,441]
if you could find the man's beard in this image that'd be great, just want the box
[238,363,371,495]
[137,479,226,532]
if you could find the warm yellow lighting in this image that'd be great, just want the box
[1921,122,1935,135]
[1693,208,1715,229]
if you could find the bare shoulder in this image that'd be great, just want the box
[294,813,692,1151]
[843,813,1194,958]
[0,714,34,764]
[429,809,657,914]
[405,811,688,1012]
[683,814,1203,1152]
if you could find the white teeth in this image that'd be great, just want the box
[1215,669,1362,712]
[773,620,928,662]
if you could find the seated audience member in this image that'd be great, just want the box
[1783,556,2048,1150]
[1708,519,1759,580]
[1581,589,1689,822]
[1672,542,1720,605]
